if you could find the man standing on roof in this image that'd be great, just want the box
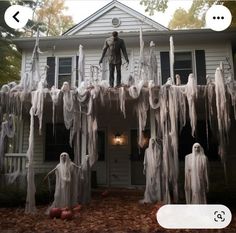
[99,31,129,87]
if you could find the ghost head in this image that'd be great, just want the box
[60,152,70,164]
[192,143,204,156]
[61,81,70,92]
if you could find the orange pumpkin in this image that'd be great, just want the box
[61,210,73,220]
[49,207,62,218]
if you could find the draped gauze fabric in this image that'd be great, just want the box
[185,74,197,137]
[185,143,209,204]
[142,138,162,203]
[136,91,149,147]
[31,81,45,135]
[78,155,91,204]
[49,153,78,209]
[25,107,36,213]
[50,86,60,134]
[0,115,15,170]
[226,80,236,120]
[215,68,230,166]
[119,87,126,118]
[169,36,174,84]
[25,81,45,213]
[61,82,74,130]
[138,27,148,82]
[87,90,98,167]
[158,86,176,203]
[78,44,85,87]
[148,41,158,85]
[148,81,160,110]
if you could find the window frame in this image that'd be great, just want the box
[55,55,76,88]
[160,50,197,85]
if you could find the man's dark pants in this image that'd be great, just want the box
[109,63,121,87]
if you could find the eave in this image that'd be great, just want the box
[13,29,236,52]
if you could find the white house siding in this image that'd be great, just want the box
[23,40,233,89]
[157,41,233,83]
[74,7,161,36]
[24,51,47,76]
[20,39,233,186]
[22,117,57,173]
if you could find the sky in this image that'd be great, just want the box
[64,0,193,28]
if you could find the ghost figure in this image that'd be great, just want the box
[185,143,209,204]
[141,138,162,203]
[45,152,79,209]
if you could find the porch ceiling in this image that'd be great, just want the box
[13,29,236,51]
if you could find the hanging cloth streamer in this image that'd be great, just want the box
[184,73,197,137]
[215,67,230,179]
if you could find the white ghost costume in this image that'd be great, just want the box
[142,138,162,203]
[185,143,209,204]
[47,152,78,209]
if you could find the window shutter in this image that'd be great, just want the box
[76,55,79,86]
[46,57,55,88]
[160,52,170,84]
[195,50,206,85]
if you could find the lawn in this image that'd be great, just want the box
[0,189,235,233]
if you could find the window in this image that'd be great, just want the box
[160,50,206,85]
[45,123,74,161]
[97,130,105,161]
[174,52,192,84]
[46,56,73,88]
[58,57,72,88]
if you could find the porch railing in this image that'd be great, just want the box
[4,153,27,174]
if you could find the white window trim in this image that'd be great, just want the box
[159,49,197,84]
[55,55,75,88]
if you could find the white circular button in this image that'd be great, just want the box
[205,5,232,31]
[4,5,33,30]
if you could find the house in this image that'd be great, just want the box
[1,0,236,209]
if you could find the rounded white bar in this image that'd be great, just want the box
[156,204,232,229]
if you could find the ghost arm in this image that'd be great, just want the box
[72,163,81,169]
[43,167,57,181]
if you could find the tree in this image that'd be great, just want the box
[140,0,168,15]
[222,1,236,28]
[0,1,21,85]
[140,0,236,29]
[35,0,74,36]
[168,8,204,29]
[0,0,74,86]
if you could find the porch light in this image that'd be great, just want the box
[114,132,123,145]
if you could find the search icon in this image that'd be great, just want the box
[214,211,225,222]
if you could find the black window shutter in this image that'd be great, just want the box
[195,50,206,85]
[46,57,55,88]
[76,55,79,86]
[160,52,170,84]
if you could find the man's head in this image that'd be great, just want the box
[112,31,118,38]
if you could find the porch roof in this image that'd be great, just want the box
[13,29,236,51]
